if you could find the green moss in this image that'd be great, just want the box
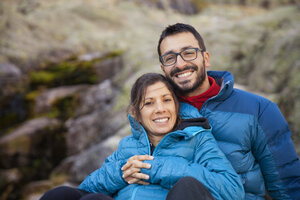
[29,61,96,89]
[28,51,124,90]
[25,90,41,101]
[29,71,57,86]
[105,50,125,58]
[51,96,77,120]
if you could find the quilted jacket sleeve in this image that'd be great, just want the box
[141,130,245,200]
[78,150,127,195]
[255,101,300,199]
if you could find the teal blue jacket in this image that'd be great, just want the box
[78,106,245,200]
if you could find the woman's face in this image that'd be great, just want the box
[139,81,177,138]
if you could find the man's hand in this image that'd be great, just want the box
[121,155,153,185]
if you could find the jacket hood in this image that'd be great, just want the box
[128,115,147,139]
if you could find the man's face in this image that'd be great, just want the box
[160,32,210,96]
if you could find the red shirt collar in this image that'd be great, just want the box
[179,76,220,110]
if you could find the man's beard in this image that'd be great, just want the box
[165,64,206,96]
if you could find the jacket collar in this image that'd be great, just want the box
[128,115,147,139]
[207,70,234,101]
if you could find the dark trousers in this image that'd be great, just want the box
[40,177,214,200]
[39,186,113,200]
[166,177,215,200]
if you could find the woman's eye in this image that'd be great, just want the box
[144,102,152,106]
[164,98,172,102]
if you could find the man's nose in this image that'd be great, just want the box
[174,54,186,68]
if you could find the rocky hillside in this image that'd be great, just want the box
[0,0,299,199]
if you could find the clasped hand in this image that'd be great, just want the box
[121,155,153,185]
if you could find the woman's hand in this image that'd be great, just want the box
[121,155,153,185]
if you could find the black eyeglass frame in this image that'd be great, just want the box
[159,47,204,67]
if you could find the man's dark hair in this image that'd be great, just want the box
[157,23,206,57]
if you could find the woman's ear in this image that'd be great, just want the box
[131,108,139,121]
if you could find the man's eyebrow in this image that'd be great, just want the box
[162,46,196,56]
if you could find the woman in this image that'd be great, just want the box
[40,73,244,200]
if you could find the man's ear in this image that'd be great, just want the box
[203,52,210,68]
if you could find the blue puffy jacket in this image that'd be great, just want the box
[183,70,300,199]
[78,110,245,200]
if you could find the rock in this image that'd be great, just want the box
[65,108,127,156]
[157,0,197,14]
[92,55,123,84]
[0,117,63,168]
[0,168,22,187]
[0,117,67,199]
[78,52,105,61]
[0,63,22,98]
[0,63,21,83]
[75,80,115,116]
[54,124,131,183]
[0,168,22,200]
[64,79,122,155]
[34,85,89,115]
[22,179,76,200]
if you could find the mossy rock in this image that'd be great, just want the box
[42,95,79,120]
[29,61,97,89]
[29,51,124,90]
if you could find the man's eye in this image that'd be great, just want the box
[164,55,175,62]
[183,51,195,56]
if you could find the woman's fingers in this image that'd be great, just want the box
[122,167,140,179]
[121,155,153,184]
[121,155,153,171]
[137,180,150,185]
[124,173,150,184]
[122,162,151,179]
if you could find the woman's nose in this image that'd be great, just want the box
[155,101,165,113]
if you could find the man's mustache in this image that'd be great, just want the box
[170,65,198,77]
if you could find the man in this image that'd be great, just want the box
[122,23,300,199]
[157,23,300,199]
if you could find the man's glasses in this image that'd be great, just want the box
[160,48,203,66]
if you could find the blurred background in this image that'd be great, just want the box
[0,0,299,199]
